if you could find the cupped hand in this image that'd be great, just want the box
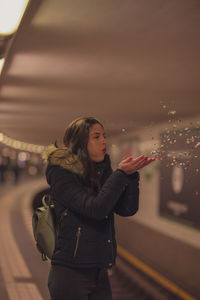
[118,155,155,175]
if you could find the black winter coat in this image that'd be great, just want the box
[46,148,139,269]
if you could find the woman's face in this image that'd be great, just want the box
[87,123,107,162]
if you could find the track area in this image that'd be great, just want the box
[0,179,196,300]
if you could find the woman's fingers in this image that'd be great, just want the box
[124,155,145,163]
[132,155,146,165]
[131,155,145,164]
[135,157,155,170]
[118,155,155,174]
[130,156,155,171]
[123,156,146,172]
[143,158,156,166]
[123,156,133,162]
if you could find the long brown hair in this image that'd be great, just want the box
[63,117,104,194]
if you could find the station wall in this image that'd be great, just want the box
[108,116,200,250]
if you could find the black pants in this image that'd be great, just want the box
[48,265,113,300]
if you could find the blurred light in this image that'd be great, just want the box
[0,131,45,154]
[0,58,5,75]
[0,133,3,142]
[28,166,38,176]
[18,151,30,161]
[0,0,30,35]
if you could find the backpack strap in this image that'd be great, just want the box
[55,208,68,237]
[40,192,68,260]
[47,190,69,238]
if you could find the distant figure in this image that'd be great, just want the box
[45,117,155,300]
[0,156,8,184]
[10,159,20,184]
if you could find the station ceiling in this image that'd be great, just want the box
[0,0,200,146]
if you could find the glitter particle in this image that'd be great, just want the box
[195,142,200,148]
[151,150,157,155]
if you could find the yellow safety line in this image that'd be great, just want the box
[117,245,197,300]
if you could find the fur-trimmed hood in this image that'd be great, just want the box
[45,145,112,187]
[44,145,84,176]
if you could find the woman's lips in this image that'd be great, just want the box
[102,148,106,153]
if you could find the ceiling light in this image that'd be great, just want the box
[0,58,5,74]
[0,0,30,35]
[0,131,45,154]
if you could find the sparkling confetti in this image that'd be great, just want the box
[195,142,200,148]
[148,106,200,185]
[151,150,157,155]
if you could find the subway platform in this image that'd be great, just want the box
[0,178,188,300]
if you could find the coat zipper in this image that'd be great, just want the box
[73,227,81,257]
[109,218,114,263]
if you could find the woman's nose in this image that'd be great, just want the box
[102,137,106,144]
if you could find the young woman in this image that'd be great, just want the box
[46,117,155,300]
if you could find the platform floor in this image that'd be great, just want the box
[0,178,185,300]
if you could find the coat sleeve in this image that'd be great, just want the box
[49,166,131,220]
[113,171,139,217]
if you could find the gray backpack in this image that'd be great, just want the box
[32,194,67,261]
